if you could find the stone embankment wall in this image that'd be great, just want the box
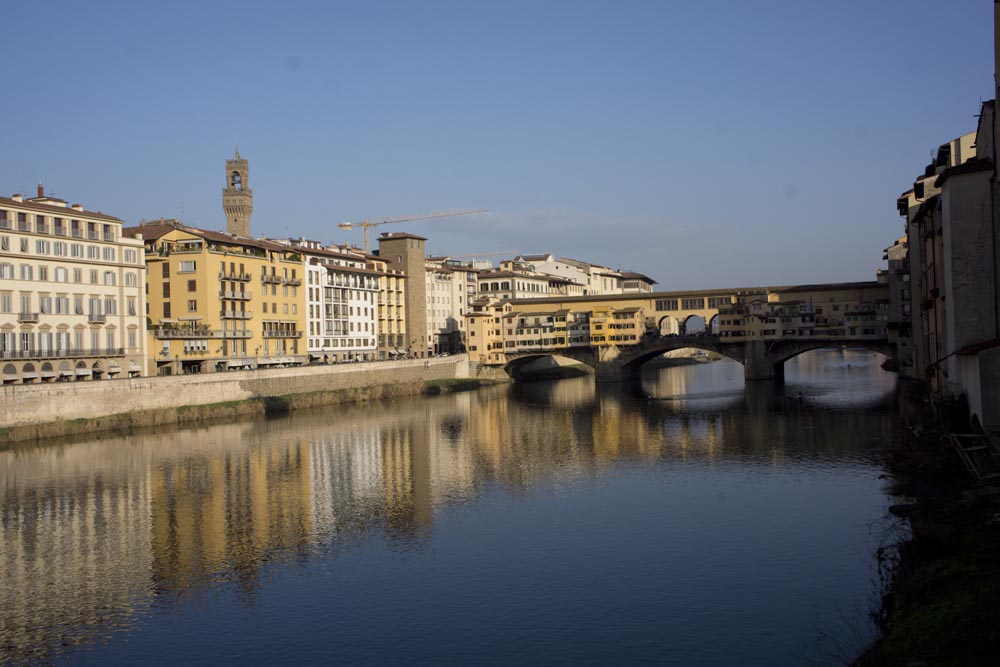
[0,356,470,442]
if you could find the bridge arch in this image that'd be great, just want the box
[764,340,895,367]
[657,315,681,336]
[502,348,598,380]
[619,341,745,377]
[681,314,706,335]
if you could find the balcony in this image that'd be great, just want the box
[263,330,303,339]
[219,290,252,300]
[88,314,107,324]
[0,348,124,360]
[17,312,39,323]
[153,326,253,339]
[218,271,252,281]
[261,274,282,285]
[283,277,303,286]
[220,310,252,319]
[224,329,253,339]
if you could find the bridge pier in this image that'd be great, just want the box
[742,341,784,382]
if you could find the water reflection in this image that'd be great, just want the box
[0,349,897,665]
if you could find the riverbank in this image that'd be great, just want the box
[856,388,1000,665]
[0,356,489,448]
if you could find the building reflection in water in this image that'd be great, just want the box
[0,349,897,664]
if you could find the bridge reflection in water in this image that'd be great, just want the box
[0,349,897,665]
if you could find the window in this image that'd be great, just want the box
[187,279,196,291]
[179,260,196,273]
[104,271,116,285]
[0,293,10,313]
[162,282,171,298]
[128,297,136,316]
[125,272,137,287]
[162,263,170,278]
[71,220,81,238]
[86,245,99,259]
[38,266,48,281]
[54,217,65,236]
[53,241,67,256]
[682,297,705,310]
[163,302,171,318]
[102,247,116,261]
[71,243,83,258]
[0,263,12,279]
[20,265,32,281]
[124,249,138,264]
[187,300,197,312]
[35,240,50,254]
[656,299,678,311]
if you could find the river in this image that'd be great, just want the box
[0,349,899,666]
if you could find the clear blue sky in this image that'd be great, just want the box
[1,0,993,288]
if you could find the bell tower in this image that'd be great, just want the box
[223,146,253,236]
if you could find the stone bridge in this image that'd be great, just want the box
[502,335,895,382]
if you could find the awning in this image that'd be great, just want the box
[107,368,120,374]
[21,373,38,379]
[59,370,73,376]
[41,371,58,378]
[75,368,92,376]
[227,360,243,367]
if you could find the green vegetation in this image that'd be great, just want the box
[856,414,1000,666]
[424,378,505,394]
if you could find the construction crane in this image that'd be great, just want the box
[337,208,487,252]
[436,251,517,259]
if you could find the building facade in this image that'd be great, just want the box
[0,188,147,384]
[378,232,427,358]
[124,220,306,374]
[280,239,402,362]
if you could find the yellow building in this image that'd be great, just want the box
[124,220,307,375]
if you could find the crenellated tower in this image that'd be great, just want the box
[223,147,253,236]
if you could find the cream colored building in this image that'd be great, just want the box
[0,187,147,383]
[425,258,478,354]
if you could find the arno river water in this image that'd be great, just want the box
[1,349,900,666]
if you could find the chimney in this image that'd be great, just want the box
[37,183,44,198]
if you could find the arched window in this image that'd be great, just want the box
[231,171,242,191]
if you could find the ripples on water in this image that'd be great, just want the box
[0,349,899,666]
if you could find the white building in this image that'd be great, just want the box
[502,254,626,295]
[425,259,478,354]
[279,239,381,362]
[0,187,147,383]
